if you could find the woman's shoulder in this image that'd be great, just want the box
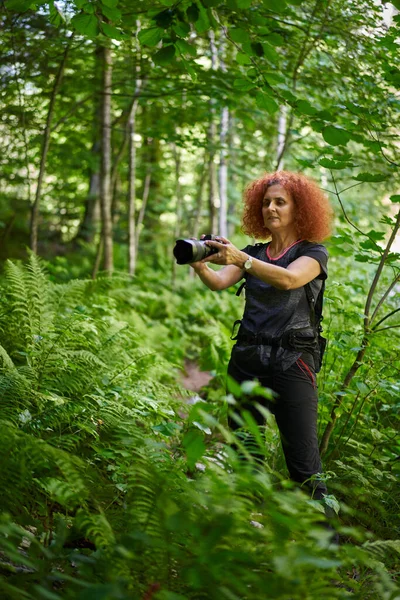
[241,242,269,257]
[297,240,328,257]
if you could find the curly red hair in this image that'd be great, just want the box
[242,171,333,242]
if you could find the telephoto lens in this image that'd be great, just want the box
[173,235,218,265]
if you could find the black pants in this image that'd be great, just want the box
[227,346,327,500]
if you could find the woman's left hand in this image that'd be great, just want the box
[202,236,246,267]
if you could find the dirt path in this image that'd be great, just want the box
[180,359,213,393]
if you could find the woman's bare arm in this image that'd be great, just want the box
[202,238,322,290]
[191,262,244,291]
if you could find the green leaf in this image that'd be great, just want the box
[229,28,250,44]
[366,230,385,241]
[172,22,191,37]
[81,3,94,13]
[256,92,279,114]
[101,0,118,6]
[265,32,285,46]
[390,195,400,203]
[319,158,354,169]
[233,79,256,91]
[390,0,400,8]
[235,0,252,7]
[5,0,34,10]
[262,0,287,12]
[153,45,176,65]
[180,57,198,82]
[183,430,205,468]
[155,8,175,28]
[360,239,380,251]
[101,22,124,39]
[175,39,196,57]
[261,42,279,63]
[263,71,285,85]
[71,13,98,37]
[296,99,317,116]
[186,3,199,22]
[236,52,252,65]
[322,125,351,146]
[158,0,176,5]
[194,3,210,32]
[138,27,164,47]
[352,173,388,182]
[101,5,121,21]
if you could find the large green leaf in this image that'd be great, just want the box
[352,173,388,182]
[233,79,256,91]
[153,45,176,66]
[256,92,279,114]
[262,0,287,12]
[5,0,34,10]
[138,27,164,47]
[322,125,351,146]
[101,5,121,21]
[295,99,317,116]
[236,52,252,65]
[194,3,210,32]
[261,42,279,63]
[319,158,354,170]
[71,13,98,37]
[390,195,400,203]
[101,22,124,40]
[175,39,196,57]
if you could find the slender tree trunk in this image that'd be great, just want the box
[192,152,207,240]
[172,143,182,286]
[218,33,229,238]
[218,106,229,237]
[30,41,70,253]
[100,44,113,275]
[208,30,218,235]
[128,71,143,276]
[135,168,151,255]
[275,105,287,171]
[74,47,102,245]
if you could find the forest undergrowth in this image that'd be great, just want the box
[0,254,398,600]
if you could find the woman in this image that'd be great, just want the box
[191,171,333,501]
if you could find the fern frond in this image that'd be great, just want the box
[0,344,15,370]
[75,508,116,548]
[363,539,400,560]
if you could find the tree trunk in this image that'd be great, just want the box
[128,49,143,276]
[275,105,287,171]
[218,32,229,239]
[74,47,102,245]
[208,30,218,235]
[100,44,113,275]
[135,167,151,256]
[192,152,207,240]
[30,41,70,253]
[172,143,182,286]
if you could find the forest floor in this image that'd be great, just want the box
[180,359,213,393]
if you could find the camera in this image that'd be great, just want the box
[173,235,218,265]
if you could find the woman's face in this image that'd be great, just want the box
[262,183,296,233]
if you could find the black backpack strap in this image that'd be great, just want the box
[304,280,325,332]
[236,281,246,296]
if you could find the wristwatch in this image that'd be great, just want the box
[243,255,253,270]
